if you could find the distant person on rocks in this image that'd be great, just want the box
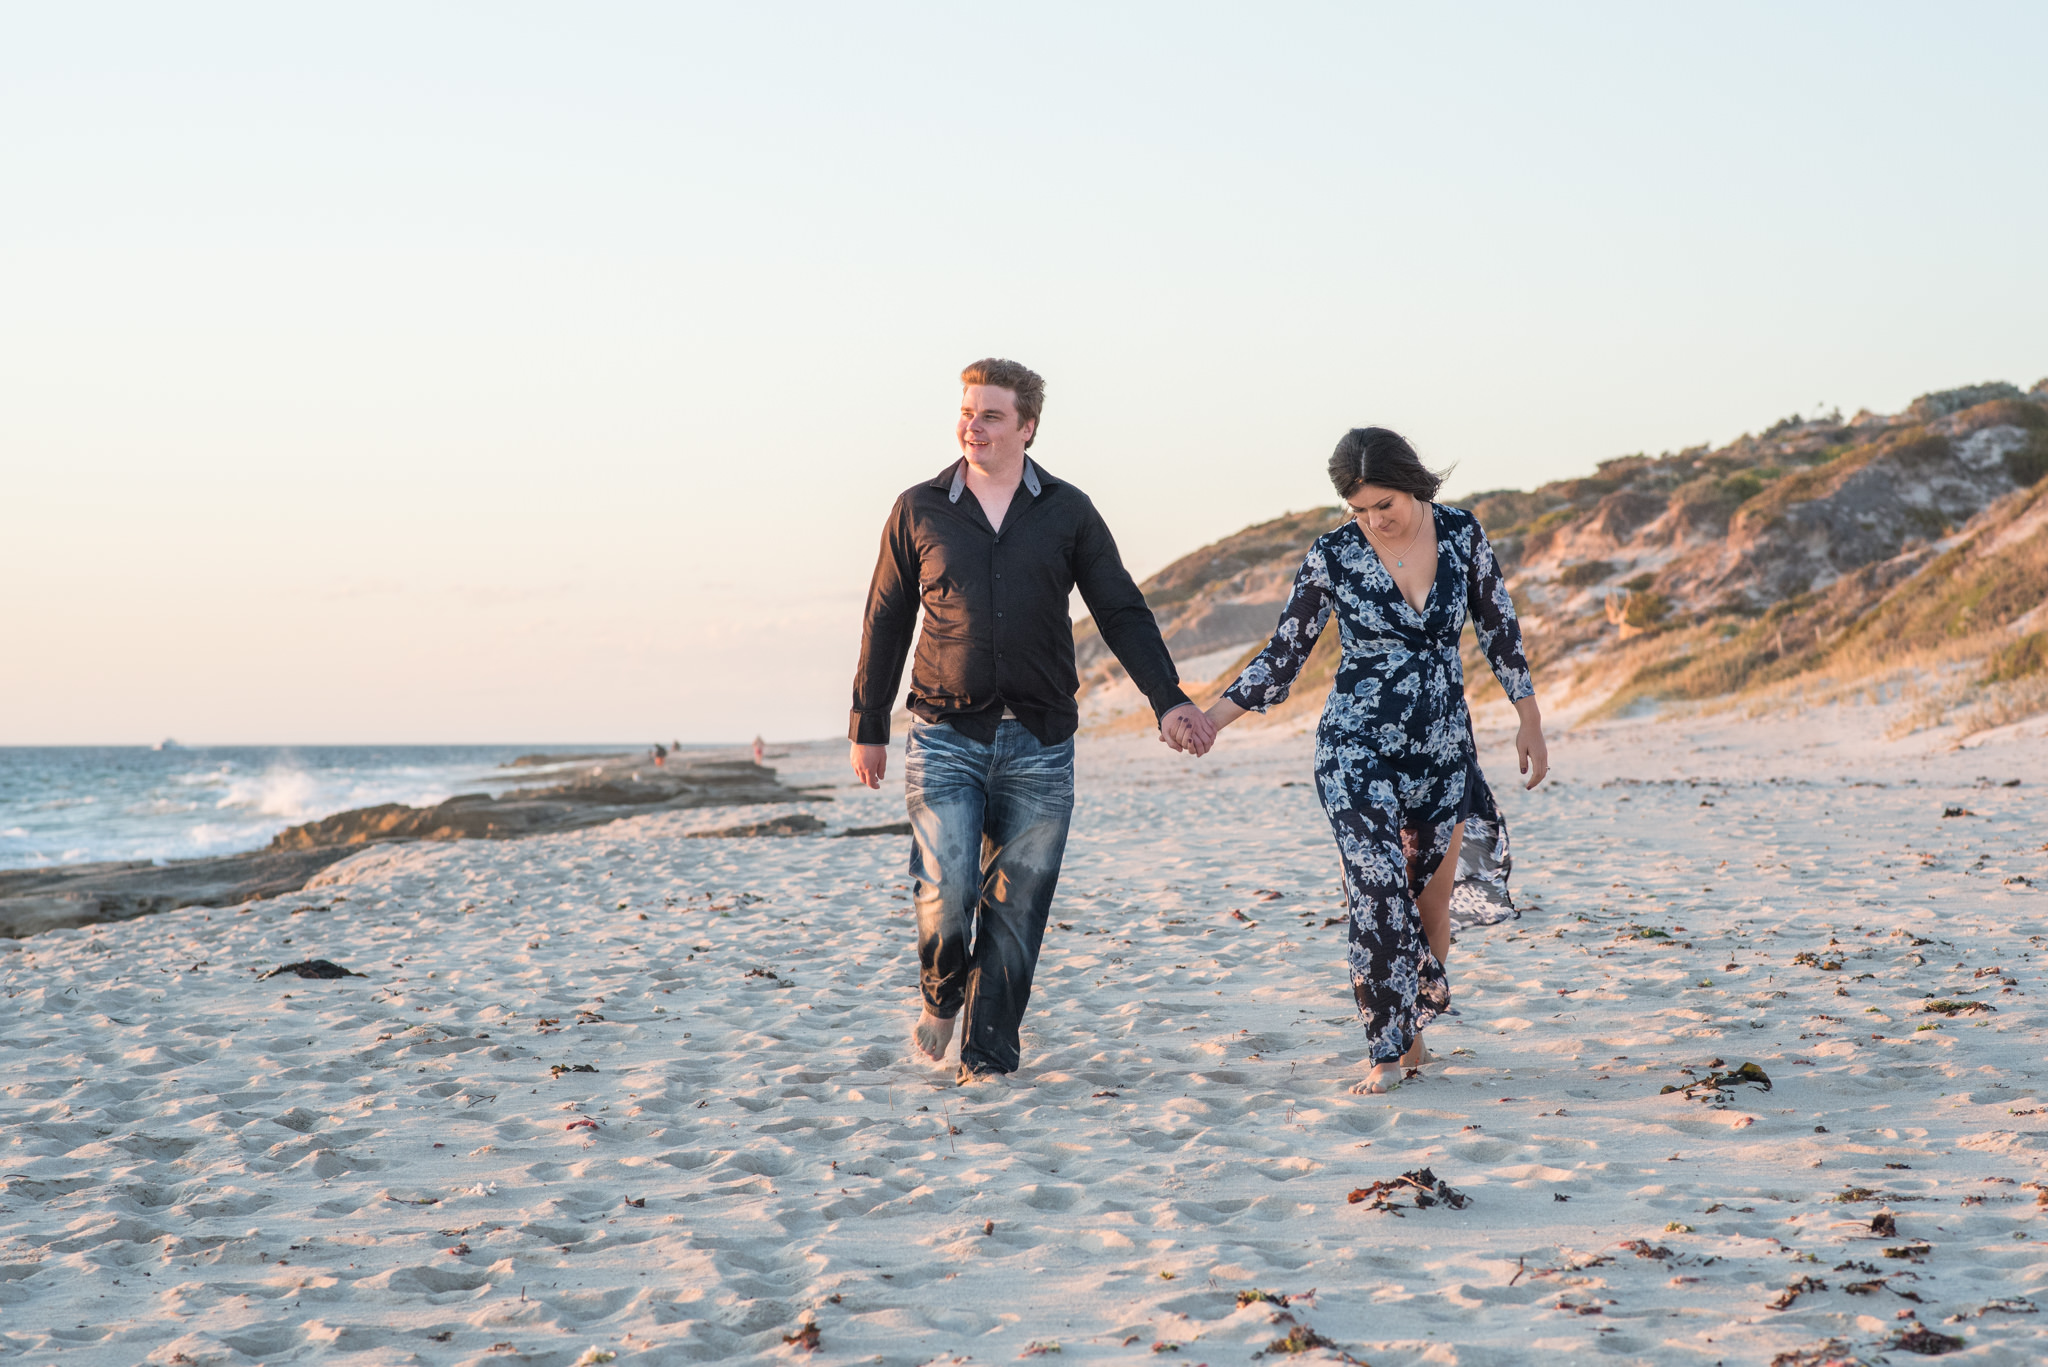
[1191,427,1549,1094]
[652,743,668,767]
[753,736,765,766]
[850,357,1216,1086]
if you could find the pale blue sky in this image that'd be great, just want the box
[5,3,2044,743]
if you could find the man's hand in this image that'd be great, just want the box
[1158,703,1218,757]
[850,742,888,789]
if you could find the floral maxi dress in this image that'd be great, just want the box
[1223,504,1535,1063]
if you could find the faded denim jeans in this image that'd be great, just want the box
[904,718,1075,1076]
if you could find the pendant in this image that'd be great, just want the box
[1395,559,1404,568]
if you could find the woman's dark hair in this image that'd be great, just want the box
[1327,427,1445,503]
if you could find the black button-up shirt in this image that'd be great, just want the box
[850,457,1191,746]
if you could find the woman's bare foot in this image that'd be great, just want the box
[1399,1034,1433,1069]
[1350,1060,1403,1095]
[911,1008,955,1062]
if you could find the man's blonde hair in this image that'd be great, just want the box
[961,358,1045,449]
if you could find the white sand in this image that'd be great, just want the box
[4,709,2044,1365]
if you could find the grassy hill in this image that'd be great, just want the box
[1076,379,2048,738]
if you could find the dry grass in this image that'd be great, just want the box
[1589,477,2048,721]
[1692,652,1978,741]
[1883,682,1974,741]
[1593,611,1805,713]
[1957,673,2048,739]
[1831,533,2048,667]
[1556,559,1614,588]
[1984,630,2048,683]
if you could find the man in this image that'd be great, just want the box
[850,358,1214,1084]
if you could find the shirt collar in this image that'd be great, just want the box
[943,456,1044,503]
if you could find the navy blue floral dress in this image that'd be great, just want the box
[1224,504,1535,1063]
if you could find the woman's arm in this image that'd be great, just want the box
[1204,695,1248,733]
[1164,543,1331,756]
[1216,547,1335,715]
[1467,513,1548,788]
[1165,550,1328,756]
[1464,516,1535,705]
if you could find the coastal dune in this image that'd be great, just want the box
[2,708,2043,1364]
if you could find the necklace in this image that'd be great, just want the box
[1364,505,1427,568]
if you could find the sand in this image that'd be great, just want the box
[3,705,2044,1365]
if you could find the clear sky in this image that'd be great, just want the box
[5,3,2044,745]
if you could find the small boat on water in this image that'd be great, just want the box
[152,738,181,751]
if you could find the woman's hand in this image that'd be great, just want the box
[1158,703,1217,755]
[1197,698,1248,755]
[1513,696,1549,789]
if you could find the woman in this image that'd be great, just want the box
[1203,427,1548,1093]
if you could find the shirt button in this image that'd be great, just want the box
[997,611,1003,618]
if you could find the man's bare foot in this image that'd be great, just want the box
[1350,1060,1403,1095]
[911,1008,955,1062]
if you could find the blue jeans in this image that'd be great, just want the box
[903,718,1076,1075]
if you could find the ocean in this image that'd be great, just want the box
[0,745,645,870]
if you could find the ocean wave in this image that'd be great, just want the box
[215,767,324,820]
[0,745,584,869]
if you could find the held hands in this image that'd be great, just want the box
[1158,703,1218,757]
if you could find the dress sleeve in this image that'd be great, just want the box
[1465,515,1535,702]
[1223,543,1335,712]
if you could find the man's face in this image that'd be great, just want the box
[958,384,1035,467]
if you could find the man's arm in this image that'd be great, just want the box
[1071,498,1203,739]
[849,498,918,788]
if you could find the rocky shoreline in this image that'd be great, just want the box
[0,752,826,939]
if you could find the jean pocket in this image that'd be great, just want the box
[1016,735,1075,772]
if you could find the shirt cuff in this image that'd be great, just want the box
[849,710,892,746]
[1147,686,1195,722]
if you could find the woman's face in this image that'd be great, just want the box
[1344,483,1417,541]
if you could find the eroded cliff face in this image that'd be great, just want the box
[1556,413,2036,617]
[1075,380,2048,725]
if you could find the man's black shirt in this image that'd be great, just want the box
[850,457,1190,746]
